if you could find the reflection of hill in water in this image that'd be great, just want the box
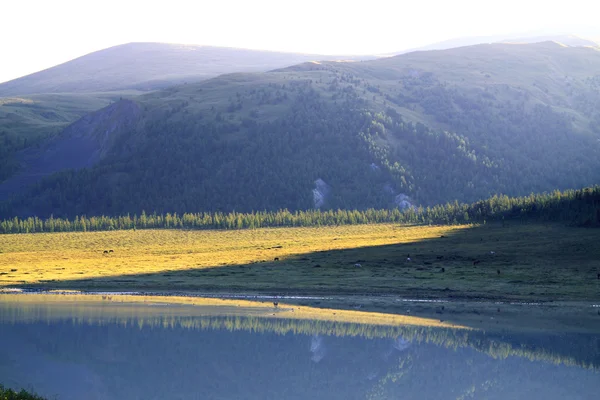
[2,319,599,400]
[1,295,599,372]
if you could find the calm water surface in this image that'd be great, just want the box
[0,295,599,400]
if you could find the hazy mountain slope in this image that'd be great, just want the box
[501,35,599,47]
[0,100,141,201]
[0,42,349,97]
[2,42,600,218]
[391,34,599,55]
[0,43,350,183]
[0,93,128,182]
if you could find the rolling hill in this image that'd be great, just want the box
[0,42,353,96]
[0,43,359,182]
[2,41,600,218]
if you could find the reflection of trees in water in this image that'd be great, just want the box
[392,337,411,352]
[1,303,599,371]
[2,318,599,400]
[383,336,411,360]
[310,335,326,363]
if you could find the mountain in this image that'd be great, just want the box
[0,42,355,96]
[0,43,361,182]
[2,42,600,218]
[0,93,125,182]
[500,35,599,47]
[388,34,599,56]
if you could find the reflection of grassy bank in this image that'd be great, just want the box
[1,293,599,371]
[0,293,467,331]
[1,223,599,302]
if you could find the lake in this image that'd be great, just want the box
[0,293,599,399]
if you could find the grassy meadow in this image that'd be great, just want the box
[1,222,599,302]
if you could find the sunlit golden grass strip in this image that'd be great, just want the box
[0,293,468,330]
[1,222,599,301]
[0,224,465,285]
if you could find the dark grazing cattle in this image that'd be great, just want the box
[473,260,481,266]
[274,257,279,261]
[273,302,279,308]
[103,250,109,254]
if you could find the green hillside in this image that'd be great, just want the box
[0,93,133,182]
[1,42,600,218]
[0,43,359,186]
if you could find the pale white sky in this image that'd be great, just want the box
[1,0,598,83]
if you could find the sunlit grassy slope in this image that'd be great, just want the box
[1,223,599,301]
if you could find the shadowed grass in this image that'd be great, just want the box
[1,222,599,302]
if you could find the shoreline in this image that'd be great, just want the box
[2,288,599,333]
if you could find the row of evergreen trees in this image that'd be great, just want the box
[1,186,598,234]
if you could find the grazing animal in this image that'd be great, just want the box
[441,267,445,273]
[473,260,481,266]
[597,273,600,280]
[354,263,362,268]
[436,255,444,260]
[109,250,114,253]
[440,235,447,238]
[103,250,108,254]
[406,257,411,262]
[274,257,279,261]
[497,269,501,275]
[490,251,496,255]
[273,302,279,308]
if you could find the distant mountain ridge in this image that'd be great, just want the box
[384,34,599,56]
[0,42,363,96]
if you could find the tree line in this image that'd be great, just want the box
[1,186,598,234]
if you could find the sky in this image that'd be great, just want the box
[1,0,599,84]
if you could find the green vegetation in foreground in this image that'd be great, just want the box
[1,222,599,302]
[1,186,599,234]
[0,385,46,400]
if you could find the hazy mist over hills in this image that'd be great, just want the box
[0,43,358,96]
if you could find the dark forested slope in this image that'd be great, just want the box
[2,42,600,218]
